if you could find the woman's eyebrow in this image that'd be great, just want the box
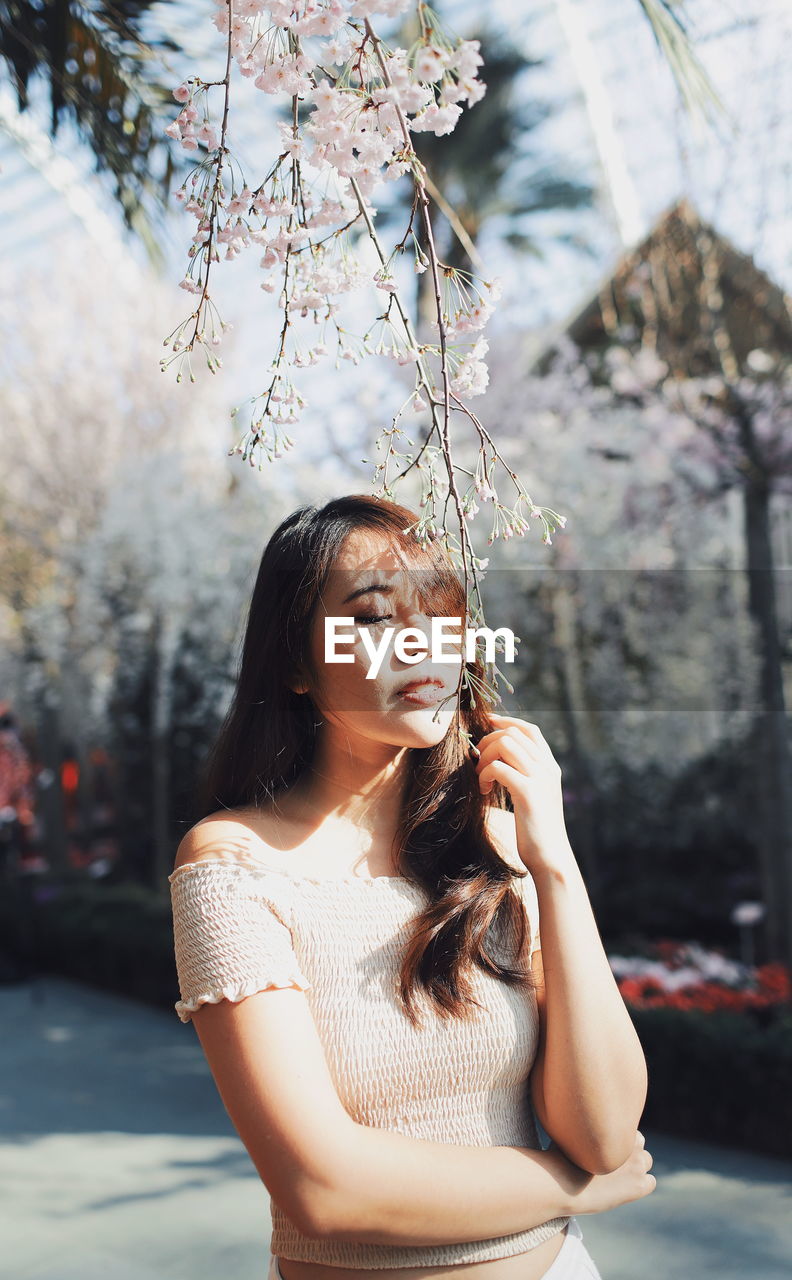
[341,582,394,605]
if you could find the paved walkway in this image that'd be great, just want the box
[1,976,790,1280]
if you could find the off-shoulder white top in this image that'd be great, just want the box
[167,856,570,1268]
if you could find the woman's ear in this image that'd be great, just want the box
[288,665,309,695]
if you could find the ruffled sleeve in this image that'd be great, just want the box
[168,861,311,1024]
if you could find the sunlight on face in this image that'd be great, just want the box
[302,529,464,750]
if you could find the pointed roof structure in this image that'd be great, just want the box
[530,196,792,378]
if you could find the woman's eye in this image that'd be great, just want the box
[355,614,392,625]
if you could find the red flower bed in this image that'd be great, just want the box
[617,961,790,1011]
[609,938,791,1013]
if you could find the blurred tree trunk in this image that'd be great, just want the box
[151,607,178,895]
[742,464,792,968]
[548,576,604,908]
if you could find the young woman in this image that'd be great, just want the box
[169,493,655,1280]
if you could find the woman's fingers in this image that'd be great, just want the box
[475,726,544,765]
[475,731,537,785]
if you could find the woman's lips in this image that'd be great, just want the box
[397,682,446,706]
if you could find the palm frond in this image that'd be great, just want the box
[0,0,189,263]
[636,0,728,125]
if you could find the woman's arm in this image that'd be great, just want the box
[190,984,601,1247]
[479,721,649,1175]
[322,1121,590,1245]
[527,859,648,1174]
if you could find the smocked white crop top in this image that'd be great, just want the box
[168,853,570,1268]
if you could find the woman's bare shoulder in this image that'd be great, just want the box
[173,807,280,874]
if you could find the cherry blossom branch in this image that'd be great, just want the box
[160,7,236,381]
[160,0,569,714]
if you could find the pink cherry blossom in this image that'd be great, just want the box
[409,102,463,136]
[373,270,398,292]
[413,46,450,83]
[161,0,570,614]
[196,123,219,150]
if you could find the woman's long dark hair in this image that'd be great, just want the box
[194,493,538,1027]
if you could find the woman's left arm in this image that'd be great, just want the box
[477,713,648,1178]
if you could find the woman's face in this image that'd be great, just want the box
[295,528,463,749]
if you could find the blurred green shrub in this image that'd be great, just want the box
[631,1005,792,1159]
[0,874,177,1007]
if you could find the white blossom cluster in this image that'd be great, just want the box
[609,942,753,991]
[161,2,501,461]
